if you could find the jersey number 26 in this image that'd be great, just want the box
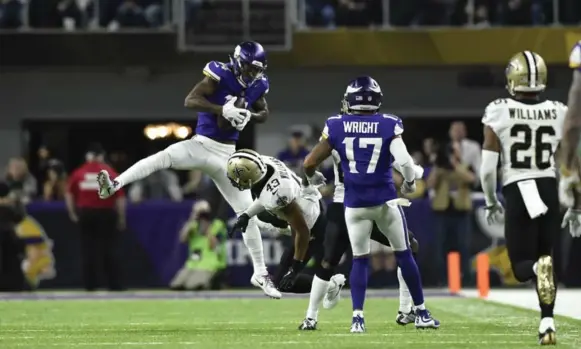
[510,124,555,170]
[342,137,382,173]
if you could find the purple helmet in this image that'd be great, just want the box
[229,41,267,86]
[343,76,383,113]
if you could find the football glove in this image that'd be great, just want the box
[228,213,251,238]
[400,180,416,195]
[561,208,581,238]
[306,171,326,187]
[484,202,504,225]
[278,260,304,291]
[558,169,580,208]
[222,97,250,125]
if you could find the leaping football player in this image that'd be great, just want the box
[480,51,573,344]
[96,41,281,299]
[303,76,440,332]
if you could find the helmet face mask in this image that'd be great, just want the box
[230,42,267,85]
[226,149,267,191]
[505,51,547,96]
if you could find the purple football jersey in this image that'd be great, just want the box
[323,113,403,208]
[197,61,269,141]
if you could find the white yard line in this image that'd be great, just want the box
[461,289,581,320]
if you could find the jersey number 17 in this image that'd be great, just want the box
[342,137,382,173]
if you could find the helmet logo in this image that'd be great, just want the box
[234,166,245,177]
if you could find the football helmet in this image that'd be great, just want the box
[506,51,547,96]
[230,41,267,86]
[226,149,267,190]
[343,76,383,112]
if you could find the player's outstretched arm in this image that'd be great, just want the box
[184,76,223,115]
[389,137,415,183]
[250,96,269,123]
[280,200,310,262]
[562,70,581,170]
[480,126,501,206]
[303,138,332,178]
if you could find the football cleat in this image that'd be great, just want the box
[396,311,416,326]
[415,309,440,329]
[536,256,556,306]
[350,315,366,333]
[97,170,117,199]
[323,274,346,309]
[538,317,557,345]
[298,318,317,331]
[250,274,281,299]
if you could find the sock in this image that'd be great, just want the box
[539,317,555,333]
[115,151,171,188]
[353,310,364,317]
[242,221,268,276]
[306,276,328,320]
[397,267,413,313]
[535,276,556,318]
[394,249,424,307]
[350,257,369,311]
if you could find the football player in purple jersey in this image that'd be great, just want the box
[96,41,281,299]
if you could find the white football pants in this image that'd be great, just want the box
[345,202,409,257]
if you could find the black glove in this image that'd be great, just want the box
[278,259,304,291]
[229,213,250,238]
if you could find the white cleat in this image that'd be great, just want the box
[251,274,281,299]
[97,170,116,199]
[323,274,346,309]
[350,315,366,333]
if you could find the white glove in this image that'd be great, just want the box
[222,97,250,125]
[306,171,326,186]
[234,112,252,131]
[561,208,581,238]
[484,202,504,225]
[559,172,579,208]
[400,180,416,195]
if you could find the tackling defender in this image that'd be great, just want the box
[480,51,576,344]
[96,41,281,299]
[303,76,439,332]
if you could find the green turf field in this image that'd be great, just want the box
[1,297,579,349]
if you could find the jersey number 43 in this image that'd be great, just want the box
[509,124,555,170]
[342,137,382,173]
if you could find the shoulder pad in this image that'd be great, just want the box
[570,41,581,70]
[383,114,403,135]
[482,100,505,130]
[203,61,230,82]
[322,115,342,140]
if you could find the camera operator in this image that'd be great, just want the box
[0,181,27,291]
[427,140,476,286]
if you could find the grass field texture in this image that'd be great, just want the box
[1,295,580,349]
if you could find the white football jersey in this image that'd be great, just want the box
[482,98,568,186]
[256,156,321,229]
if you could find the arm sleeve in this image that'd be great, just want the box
[480,149,500,206]
[389,137,415,182]
[243,199,265,218]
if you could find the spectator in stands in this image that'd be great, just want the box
[0,0,23,29]
[128,169,182,202]
[336,0,382,27]
[305,0,336,28]
[5,158,37,204]
[277,129,310,175]
[170,200,227,291]
[427,140,476,286]
[107,0,161,29]
[449,121,481,181]
[43,160,67,201]
[0,181,26,291]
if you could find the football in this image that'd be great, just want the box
[218,97,247,129]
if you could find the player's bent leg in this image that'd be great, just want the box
[206,153,279,299]
[98,138,204,198]
[345,207,374,333]
[377,205,439,329]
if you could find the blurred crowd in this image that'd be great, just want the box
[2,0,580,30]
